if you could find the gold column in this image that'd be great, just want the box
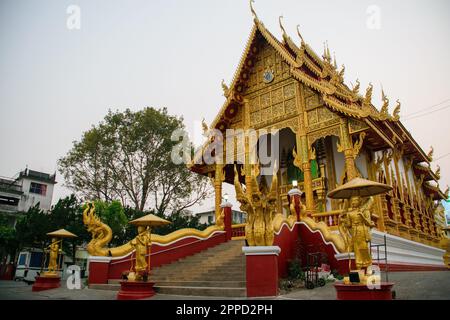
[382,150,393,186]
[338,118,358,181]
[367,153,385,232]
[243,99,253,197]
[214,163,224,222]
[302,138,315,215]
[392,147,405,201]
[294,84,315,215]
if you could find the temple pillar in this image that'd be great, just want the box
[293,83,315,215]
[339,118,357,181]
[214,163,224,223]
[296,134,315,215]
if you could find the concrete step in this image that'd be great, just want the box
[151,274,246,281]
[156,264,244,271]
[152,260,245,270]
[152,266,245,274]
[153,280,246,288]
[152,275,246,282]
[155,285,246,297]
[101,240,247,297]
[153,268,246,275]
[178,253,245,263]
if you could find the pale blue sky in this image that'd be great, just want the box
[1,0,449,212]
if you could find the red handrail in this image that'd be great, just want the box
[110,233,222,266]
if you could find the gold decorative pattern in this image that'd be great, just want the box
[307,125,341,146]
[307,106,340,132]
[348,118,369,134]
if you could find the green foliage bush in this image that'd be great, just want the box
[287,259,305,281]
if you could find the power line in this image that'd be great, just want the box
[403,104,450,121]
[403,98,450,118]
[435,152,450,161]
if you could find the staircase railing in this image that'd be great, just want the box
[311,210,341,230]
[231,224,246,240]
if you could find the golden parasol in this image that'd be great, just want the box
[46,229,77,238]
[129,214,171,227]
[327,177,392,199]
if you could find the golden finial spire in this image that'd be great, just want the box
[323,42,331,62]
[250,0,258,21]
[326,42,331,62]
[333,52,338,69]
[296,25,305,44]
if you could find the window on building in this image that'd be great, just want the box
[29,182,47,196]
[208,215,213,224]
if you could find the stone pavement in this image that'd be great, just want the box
[278,271,450,300]
[0,271,448,300]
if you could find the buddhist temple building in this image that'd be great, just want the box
[83,4,449,298]
[189,5,449,270]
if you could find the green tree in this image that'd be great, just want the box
[0,216,18,263]
[121,207,208,239]
[152,210,208,235]
[14,205,52,266]
[49,195,90,262]
[59,107,211,213]
[90,200,128,246]
[13,196,91,264]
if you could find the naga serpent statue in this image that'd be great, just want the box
[83,202,224,257]
[234,163,278,246]
[83,203,134,257]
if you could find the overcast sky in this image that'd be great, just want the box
[1,0,449,213]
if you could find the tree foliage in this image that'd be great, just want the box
[3,194,209,265]
[0,216,18,263]
[58,107,211,213]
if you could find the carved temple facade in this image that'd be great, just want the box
[189,14,448,250]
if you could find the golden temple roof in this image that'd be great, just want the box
[191,1,443,196]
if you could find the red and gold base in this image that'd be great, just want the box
[334,282,395,300]
[242,246,281,297]
[32,276,61,292]
[117,281,156,300]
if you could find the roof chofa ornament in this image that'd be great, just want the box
[250,0,259,21]
[392,99,401,121]
[427,146,434,161]
[364,82,373,105]
[296,25,305,45]
[279,15,287,38]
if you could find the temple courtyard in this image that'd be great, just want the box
[0,271,448,300]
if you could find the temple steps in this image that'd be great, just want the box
[90,239,247,297]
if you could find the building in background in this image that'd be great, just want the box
[0,168,57,226]
[195,209,246,225]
